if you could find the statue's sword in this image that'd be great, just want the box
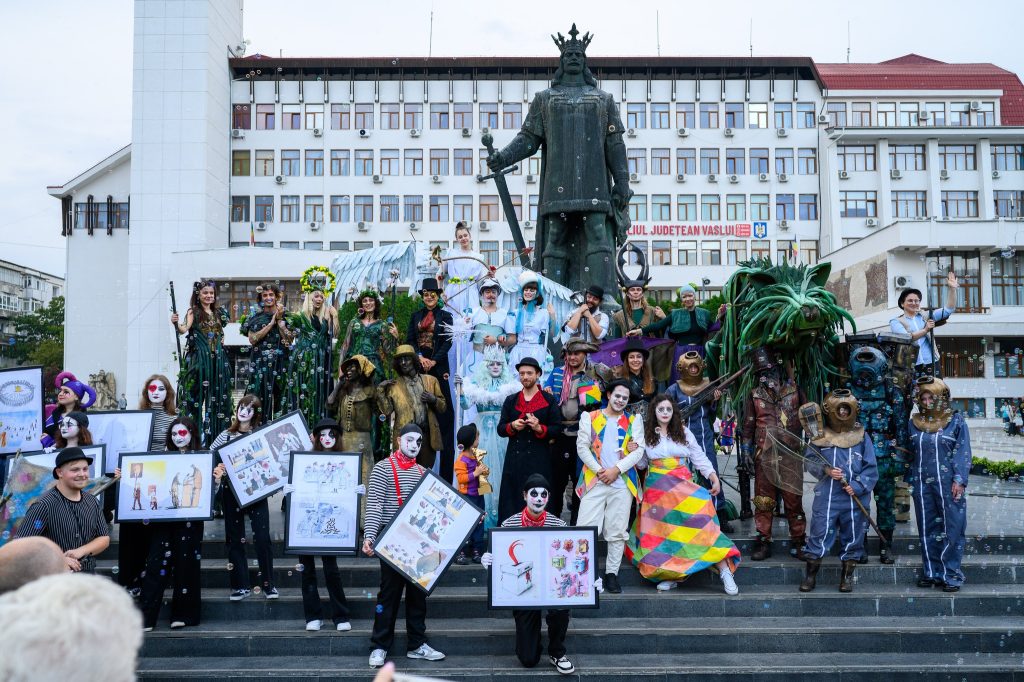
[477,133,532,268]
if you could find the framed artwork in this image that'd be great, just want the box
[5,445,106,481]
[115,451,215,523]
[214,410,309,508]
[373,471,483,595]
[0,366,44,455]
[284,451,361,556]
[87,410,155,475]
[488,526,600,610]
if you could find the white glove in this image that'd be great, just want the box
[594,578,604,593]
[282,483,296,495]
[354,484,366,496]
[480,552,494,568]
[43,446,55,454]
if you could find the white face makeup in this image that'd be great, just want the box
[399,432,422,459]
[318,429,337,449]
[58,417,80,440]
[237,403,255,423]
[608,387,631,412]
[147,379,167,405]
[525,487,549,513]
[171,425,193,449]
[654,400,674,425]
[487,361,504,378]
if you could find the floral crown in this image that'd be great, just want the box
[300,266,337,294]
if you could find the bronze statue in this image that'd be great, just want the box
[486,23,632,300]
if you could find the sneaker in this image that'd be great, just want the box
[656,580,678,591]
[369,649,387,668]
[720,569,739,596]
[550,655,575,675]
[454,551,469,565]
[128,587,141,599]
[336,621,352,632]
[170,621,186,629]
[264,586,280,600]
[142,626,154,633]
[471,550,482,564]
[229,589,251,601]
[306,620,322,631]
[407,643,446,661]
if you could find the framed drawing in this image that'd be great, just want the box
[0,366,44,455]
[87,410,155,475]
[5,445,106,481]
[115,451,215,523]
[373,471,483,595]
[214,410,309,508]
[284,451,361,556]
[488,526,600,610]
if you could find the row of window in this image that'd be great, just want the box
[826,101,996,128]
[71,202,131,230]
[840,190,1024,219]
[838,144,1024,172]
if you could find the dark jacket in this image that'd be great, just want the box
[407,306,454,376]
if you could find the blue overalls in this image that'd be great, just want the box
[802,436,878,561]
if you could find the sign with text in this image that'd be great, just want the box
[627,223,765,239]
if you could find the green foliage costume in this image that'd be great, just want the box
[177,307,234,447]
[286,312,335,426]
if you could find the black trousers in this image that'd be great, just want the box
[512,609,570,667]
[430,367,456,484]
[221,488,274,590]
[300,555,350,624]
[548,433,580,523]
[370,560,427,653]
[117,522,152,590]
[139,521,203,628]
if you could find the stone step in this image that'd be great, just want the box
[135,652,1024,680]
[139,616,1024,658]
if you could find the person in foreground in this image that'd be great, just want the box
[0,537,65,595]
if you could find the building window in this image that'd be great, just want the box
[750,148,769,175]
[651,148,671,175]
[676,148,696,176]
[379,195,399,222]
[949,102,970,127]
[701,194,720,221]
[428,149,449,176]
[725,149,745,175]
[454,195,472,222]
[354,104,374,130]
[924,102,945,126]
[700,149,719,175]
[330,195,350,222]
[651,194,671,220]
[256,104,275,130]
[628,195,647,222]
[305,149,324,176]
[231,196,250,222]
[404,103,423,130]
[748,103,768,129]
[751,239,770,259]
[528,157,541,175]
[776,194,795,220]
[840,191,878,217]
[837,145,876,172]
[476,240,497,267]
[281,150,300,176]
[281,195,300,222]
[626,103,646,129]
[232,104,251,129]
[380,103,400,129]
[677,240,696,265]
[775,148,794,175]
[328,150,348,176]
[940,144,977,171]
[700,103,719,129]
[992,144,1024,171]
[430,104,449,129]
[304,195,324,222]
[529,194,538,221]
[480,103,498,129]
[801,240,819,264]
[651,239,671,265]
[303,242,323,251]
[478,149,490,177]
[255,196,274,222]
[305,104,324,130]
[676,102,695,128]
[927,251,982,311]
[503,103,522,129]
[353,241,373,251]
[995,190,1024,218]
[898,102,919,127]
[480,195,499,222]
[876,103,895,127]
[453,103,472,129]
[975,102,995,126]
[725,103,745,128]
[651,103,670,129]
[890,144,926,171]
[851,102,871,126]
[398,149,421,176]
[799,194,818,220]
[797,148,817,175]
[282,104,301,130]
[379,149,399,176]
[677,194,696,221]
[750,194,770,221]
[940,339,986,379]
[354,150,373,176]
[826,102,846,127]
[776,240,795,263]
[702,240,722,265]
[892,191,928,218]
[428,195,448,222]
[726,194,745,221]
[452,148,472,175]
[331,104,350,129]
[941,191,979,218]
[727,240,747,265]
[354,195,373,222]
[231,150,250,176]
[404,195,423,222]
[774,103,792,129]
[627,148,647,175]
[796,102,815,128]
[991,253,1024,306]
[255,150,274,176]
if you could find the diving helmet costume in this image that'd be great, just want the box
[911,376,953,433]
[675,351,708,396]
[806,389,865,449]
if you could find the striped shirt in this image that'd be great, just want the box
[364,457,426,544]
[16,487,109,568]
[151,410,176,450]
[501,511,567,528]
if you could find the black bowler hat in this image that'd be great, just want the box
[515,357,543,374]
[897,288,923,309]
[619,337,650,362]
[418,278,443,294]
[52,447,93,479]
[585,285,604,300]
[312,418,340,434]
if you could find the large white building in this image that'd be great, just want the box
[48,0,1024,422]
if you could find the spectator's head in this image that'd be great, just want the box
[897,287,924,315]
[457,424,479,452]
[0,537,65,596]
[0,572,142,682]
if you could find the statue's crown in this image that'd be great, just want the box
[551,23,592,55]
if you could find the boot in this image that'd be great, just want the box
[789,536,809,561]
[839,560,857,592]
[750,537,772,561]
[799,559,822,592]
[717,508,735,534]
[879,529,895,565]
[738,471,753,519]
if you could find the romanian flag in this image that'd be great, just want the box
[249,222,256,246]
[790,240,800,263]
[577,381,602,407]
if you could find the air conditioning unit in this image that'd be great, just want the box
[481,127,491,135]
[939,169,950,180]
[523,220,534,228]
[778,219,790,230]
[758,172,769,182]
[724,127,734,137]
[312,128,323,137]
[274,175,286,185]
[728,174,739,184]
[526,174,537,184]
[677,127,689,137]
[890,169,902,180]
[629,172,640,183]
[461,127,472,137]
[970,101,981,111]
[479,221,489,231]
[839,170,852,180]
[372,174,383,184]
[409,222,418,231]
[919,112,930,121]
[708,173,718,183]
[410,128,421,137]
[776,128,788,137]
[431,175,442,184]
[675,173,686,183]
[256,221,267,231]
[817,114,830,125]
[357,221,369,232]
[992,170,1001,179]
[309,221,321,231]
[231,128,244,139]
[866,217,879,227]
[778,173,789,182]
[894,275,913,289]
[358,129,370,138]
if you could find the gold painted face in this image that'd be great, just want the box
[822,389,859,432]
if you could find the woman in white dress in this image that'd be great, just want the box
[439,222,488,319]
[506,270,554,376]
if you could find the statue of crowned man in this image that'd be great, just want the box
[486,24,633,303]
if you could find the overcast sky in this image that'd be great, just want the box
[2,0,1021,276]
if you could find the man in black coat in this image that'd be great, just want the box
[406,278,455,481]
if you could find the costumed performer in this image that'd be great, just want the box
[138,374,177,448]
[375,345,447,470]
[330,355,380,495]
[438,222,488,320]
[41,371,97,449]
[613,337,655,419]
[630,284,723,379]
[240,282,293,419]
[286,266,339,426]
[340,287,397,386]
[507,270,555,377]
[889,271,958,378]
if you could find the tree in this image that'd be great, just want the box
[9,296,65,388]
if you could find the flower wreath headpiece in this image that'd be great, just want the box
[300,266,337,294]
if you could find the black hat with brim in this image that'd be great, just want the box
[312,418,340,434]
[418,278,443,293]
[897,288,923,309]
[53,446,93,479]
[514,357,543,374]
[619,338,650,362]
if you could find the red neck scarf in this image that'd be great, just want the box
[390,450,417,470]
[521,508,548,527]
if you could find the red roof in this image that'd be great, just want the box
[817,55,1024,125]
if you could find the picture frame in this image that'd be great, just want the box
[4,445,106,482]
[284,451,362,556]
[487,526,600,610]
[0,366,44,455]
[373,470,483,595]
[87,410,155,475]
[115,451,215,523]
[214,410,309,508]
